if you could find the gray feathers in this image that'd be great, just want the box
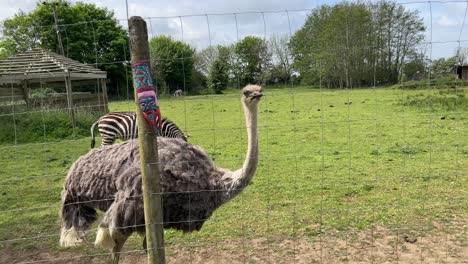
[61,138,232,237]
[60,85,262,262]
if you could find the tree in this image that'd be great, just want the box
[290,1,425,88]
[370,1,426,84]
[289,5,331,86]
[0,43,12,60]
[195,45,235,92]
[195,45,233,77]
[195,46,217,77]
[208,59,229,94]
[190,67,208,94]
[1,0,129,95]
[0,10,40,53]
[455,47,468,66]
[234,36,271,86]
[432,57,457,78]
[149,35,195,94]
[268,34,293,84]
[403,53,427,81]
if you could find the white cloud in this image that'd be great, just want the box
[1,0,467,58]
[0,0,36,22]
[437,15,459,27]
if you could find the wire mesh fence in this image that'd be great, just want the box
[0,0,467,263]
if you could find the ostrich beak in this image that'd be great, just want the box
[251,92,263,100]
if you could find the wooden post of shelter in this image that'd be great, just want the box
[100,78,109,112]
[128,16,166,264]
[22,80,30,109]
[64,72,76,129]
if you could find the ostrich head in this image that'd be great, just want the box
[242,84,263,107]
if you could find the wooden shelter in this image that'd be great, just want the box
[0,48,108,127]
[455,65,468,81]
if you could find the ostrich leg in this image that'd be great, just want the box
[111,234,127,264]
[142,236,147,252]
[96,197,131,264]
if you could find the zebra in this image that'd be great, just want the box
[90,112,188,148]
[174,89,183,96]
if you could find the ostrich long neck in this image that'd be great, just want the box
[224,99,259,197]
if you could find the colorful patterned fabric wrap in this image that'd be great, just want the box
[132,61,162,131]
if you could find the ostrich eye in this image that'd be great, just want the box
[243,91,251,96]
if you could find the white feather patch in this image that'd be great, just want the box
[95,227,115,249]
[59,227,84,247]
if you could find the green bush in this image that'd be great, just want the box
[30,88,58,99]
[0,109,102,145]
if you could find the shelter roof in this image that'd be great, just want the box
[0,48,106,84]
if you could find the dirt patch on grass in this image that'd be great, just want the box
[168,225,466,264]
[1,224,465,263]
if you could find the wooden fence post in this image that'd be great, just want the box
[128,16,166,264]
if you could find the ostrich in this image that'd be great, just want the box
[59,84,263,263]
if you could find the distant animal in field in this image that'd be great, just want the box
[174,89,183,96]
[90,112,187,148]
[59,84,263,263]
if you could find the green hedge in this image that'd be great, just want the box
[0,109,102,145]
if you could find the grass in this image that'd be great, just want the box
[396,77,468,90]
[0,85,467,256]
[0,106,103,145]
[400,89,468,112]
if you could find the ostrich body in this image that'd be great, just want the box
[59,85,262,263]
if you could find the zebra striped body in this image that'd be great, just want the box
[91,112,187,148]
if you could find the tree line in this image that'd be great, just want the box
[291,1,429,88]
[1,0,465,96]
[0,0,129,95]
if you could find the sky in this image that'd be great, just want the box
[0,0,467,59]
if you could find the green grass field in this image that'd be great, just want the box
[0,85,467,261]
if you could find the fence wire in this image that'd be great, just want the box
[0,1,467,263]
